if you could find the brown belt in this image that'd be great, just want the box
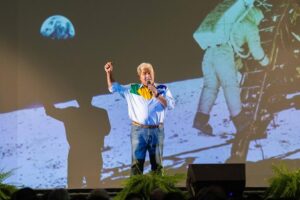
[132,121,162,129]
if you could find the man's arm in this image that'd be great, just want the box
[104,62,128,97]
[104,61,115,91]
[156,94,168,108]
[148,84,175,109]
[147,84,167,107]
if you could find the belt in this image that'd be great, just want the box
[132,121,162,129]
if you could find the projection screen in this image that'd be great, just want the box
[0,0,300,189]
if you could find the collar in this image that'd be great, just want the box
[139,84,146,89]
[139,83,157,88]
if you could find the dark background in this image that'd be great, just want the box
[0,0,222,113]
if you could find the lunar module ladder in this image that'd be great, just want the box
[238,1,293,139]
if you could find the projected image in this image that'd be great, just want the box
[40,15,75,40]
[193,0,269,138]
[193,0,270,162]
[192,0,300,165]
[0,0,300,189]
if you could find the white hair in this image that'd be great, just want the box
[137,63,155,79]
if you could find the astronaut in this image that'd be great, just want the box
[193,6,269,135]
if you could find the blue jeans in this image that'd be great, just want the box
[130,124,164,175]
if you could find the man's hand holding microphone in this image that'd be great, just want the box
[146,78,160,98]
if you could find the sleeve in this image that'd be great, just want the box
[246,23,269,66]
[156,84,175,110]
[164,87,175,110]
[109,82,130,98]
[155,84,175,110]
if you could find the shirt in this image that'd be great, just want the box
[109,82,175,125]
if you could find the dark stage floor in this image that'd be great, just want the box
[34,187,267,200]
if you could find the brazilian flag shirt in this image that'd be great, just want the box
[109,82,175,125]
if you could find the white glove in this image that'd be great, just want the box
[259,55,269,67]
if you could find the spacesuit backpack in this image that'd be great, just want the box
[193,0,254,50]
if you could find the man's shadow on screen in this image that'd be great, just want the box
[44,95,111,188]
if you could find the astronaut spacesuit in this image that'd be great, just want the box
[193,7,269,135]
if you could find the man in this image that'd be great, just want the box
[104,62,175,175]
[193,6,269,135]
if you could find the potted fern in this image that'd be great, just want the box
[0,170,17,200]
[265,164,300,200]
[114,172,186,200]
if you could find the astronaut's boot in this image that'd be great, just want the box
[193,112,213,135]
[231,110,252,134]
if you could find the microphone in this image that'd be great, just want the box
[146,78,152,86]
[146,78,154,96]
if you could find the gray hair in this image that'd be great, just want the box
[137,63,155,80]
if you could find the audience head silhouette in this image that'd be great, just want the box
[195,186,227,200]
[87,189,110,200]
[47,188,70,200]
[125,192,145,200]
[11,187,38,200]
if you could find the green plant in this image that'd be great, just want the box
[114,172,186,200]
[0,170,17,200]
[265,164,300,200]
